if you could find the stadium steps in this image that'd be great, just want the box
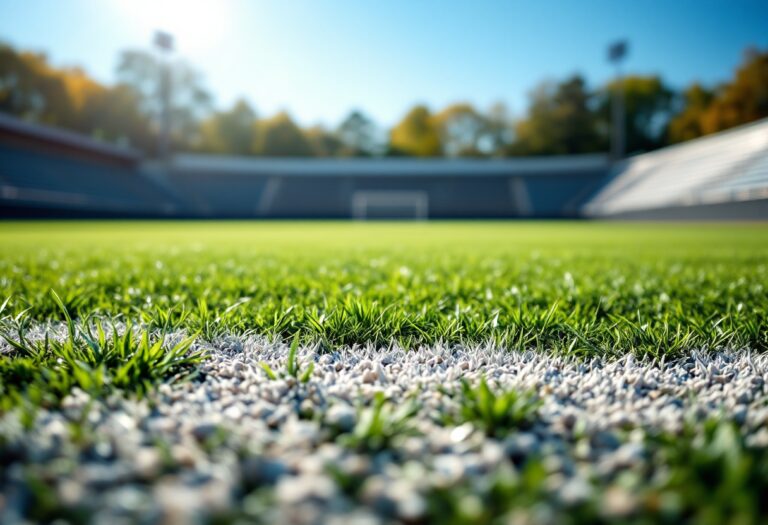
[583,117,768,217]
[0,145,173,215]
[161,171,268,217]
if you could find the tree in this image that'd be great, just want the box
[255,111,313,157]
[433,103,489,157]
[337,110,381,156]
[668,84,715,143]
[79,84,152,149]
[699,47,768,135]
[304,125,344,157]
[484,102,515,156]
[199,99,257,155]
[0,44,76,126]
[389,105,441,157]
[599,75,675,153]
[510,75,603,156]
[0,43,151,148]
[116,50,212,153]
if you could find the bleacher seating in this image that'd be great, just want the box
[2,111,765,220]
[584,118,768,217]
[164,154,609,218]
[162,170,268,217]
[0,144,174,215]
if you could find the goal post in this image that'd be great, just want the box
[351,191,429,220]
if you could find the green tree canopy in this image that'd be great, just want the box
[433,103,490,157]
[511,75,604,156]
[304,125,344,157]
[256,111,313,157]
[199,99,257,155]
[116,50,212,152]
[0,44,78,127]
[700,48,768,135]
[668,84,715,143]
[599,75,675,154]
[484,102,515,156]
[2,40,767,158]
[337,110,381,156]
[0,43,151,149]
[389,105,441,157]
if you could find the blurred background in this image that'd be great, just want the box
[0,0,767,219]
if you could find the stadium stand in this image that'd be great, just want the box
[164,154,609,218]
[0,113,177,217]
[583,117,768,219]
[2,111,766,220]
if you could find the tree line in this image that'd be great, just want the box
[1,41,766,158]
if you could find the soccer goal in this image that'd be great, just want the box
[351,191,429,220]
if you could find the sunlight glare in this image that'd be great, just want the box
[115,0,231,53]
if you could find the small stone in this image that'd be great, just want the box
[242,457,288,485]
[224,405,243,421]
[191,423,218,442]
[171,445,198,468]
[450,423,474,443]
[275,474,337,504]
[134,447,162,480]
[433,454,465,484]
[602,487,637,517]
[504,432,539,459]
[559,477,592,505]
[326,404,356,431]
[732,405,748,425]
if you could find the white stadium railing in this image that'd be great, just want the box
[584,117,768,216]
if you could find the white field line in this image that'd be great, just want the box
[2,327,768,521]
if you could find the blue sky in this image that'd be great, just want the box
[1,0,767,128]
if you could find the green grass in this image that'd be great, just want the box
[422,419,768,525]
[258,332,314,383]
[339,391,421,453]
[1,221,766,356]
[1,220,767,523]
[0,290,200,409]
[449,378,541,437]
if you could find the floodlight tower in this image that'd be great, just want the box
[154,31,174,162]
[607,40,628,161]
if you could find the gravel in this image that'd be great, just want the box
[2,332,768,523]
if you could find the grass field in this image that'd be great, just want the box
[2,221,766,352]
[1,221,768,523]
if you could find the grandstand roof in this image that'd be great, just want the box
[0,112,140,164]
[170,153,610,177]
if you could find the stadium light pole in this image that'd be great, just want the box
[608,40,628,162]
[154,31,174,162]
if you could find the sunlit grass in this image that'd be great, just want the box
[0,291,200,409]
[1,221,765,355]
[1,220,767,523]
[449,378,541,437]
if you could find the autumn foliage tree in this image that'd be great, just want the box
[669,48,768,142]
[255,111,313,157]
[116,50,212,153]
[599,75,675,154]
[667,84,715,143]
[337,110,381,156]
[433,103,490,157]
[510,76,604,156]
[2,41,767,158]
[389,105,441,157]
[199,99,257,155]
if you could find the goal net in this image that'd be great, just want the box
[352,191,429,220]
